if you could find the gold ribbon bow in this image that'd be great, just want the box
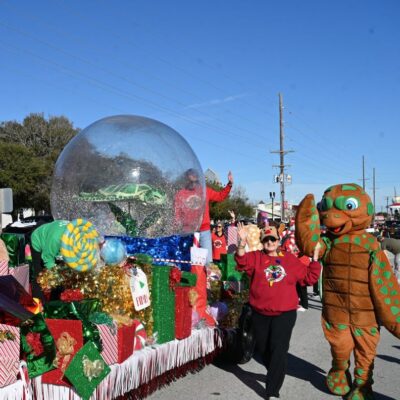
[110,313,133,327]
[82,355,104,381]
[53,332,77,373]
[0,330,15,342]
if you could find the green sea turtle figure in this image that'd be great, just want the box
[79,183,166,205]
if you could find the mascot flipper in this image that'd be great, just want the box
[295,193,327,258]
[370,250,400,338]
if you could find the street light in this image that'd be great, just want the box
[269,191,275,221]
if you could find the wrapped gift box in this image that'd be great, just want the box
[152,266,175,344]
[41,319,83,386]
[0,233,25,267]
[132,319,147,351]
[96,321,137,364]
[8,263,30,293]
[43,299,102,351]
[175,271,196,340]
[64,341,110,400]
[117,324,135,363]
[0,260,8,276]
[175,287,192,340]
[219,254,243,281]
[96,322,118,365]
[20,313,56,378]
[0,324,20,387]
[227,225,238,253]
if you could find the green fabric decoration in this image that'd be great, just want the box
[43,299,103,351]
[20,313,56,378]
[64,341,111,400]
[178,271,197,287]
[133,253,154,266]
[219,253,243,281]
[152,266,175,344]
[138,210,161,236]
[88,312,114,326]
[30,220,69,269]
[108,202,138,236]
[0,233,25,267]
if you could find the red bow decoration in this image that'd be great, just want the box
[169,267,182,290]
[60,289,84,302]
[26,332,44,356]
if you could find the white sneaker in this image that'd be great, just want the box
[297,306,306,312]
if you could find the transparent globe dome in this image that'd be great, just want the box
[51,115,206,237]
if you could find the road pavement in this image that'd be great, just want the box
[148,291,399,400]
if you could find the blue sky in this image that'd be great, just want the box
[1,0,399,211]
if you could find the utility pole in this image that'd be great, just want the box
[359,155,369,190]
[385,196,390,216]
[362,156,366,190]
[271,93,293,222]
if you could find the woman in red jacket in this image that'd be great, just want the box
[235,222,321,400]
[212,222,227,262]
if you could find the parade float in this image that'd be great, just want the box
[0,115,249,399]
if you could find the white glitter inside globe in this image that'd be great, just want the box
[51,115,206,237]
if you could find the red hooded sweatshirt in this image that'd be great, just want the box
[235,250,321,316]
[199,183,232,231]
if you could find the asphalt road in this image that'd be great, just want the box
[148,290,399,400]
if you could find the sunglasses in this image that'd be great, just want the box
[263,236,278,243]
[217,225,222,228]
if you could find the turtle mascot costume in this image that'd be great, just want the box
[295,183,400,400]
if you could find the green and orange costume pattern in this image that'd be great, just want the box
[295,183,400,400]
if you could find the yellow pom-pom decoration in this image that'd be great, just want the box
[60,218,99,272]
[245,224,262,251]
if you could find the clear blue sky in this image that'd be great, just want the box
[1,0,399,211]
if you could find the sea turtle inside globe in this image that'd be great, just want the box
[50,115,206,238]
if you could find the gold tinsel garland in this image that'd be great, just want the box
[37,261,154,337]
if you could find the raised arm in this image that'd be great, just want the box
[295,194,327,259]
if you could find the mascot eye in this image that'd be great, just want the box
[345,197,359,210]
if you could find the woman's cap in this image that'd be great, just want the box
[260,226,280,242]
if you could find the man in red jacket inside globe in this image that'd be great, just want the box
[174,169,233,264]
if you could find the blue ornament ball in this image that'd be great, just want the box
[100,239,127,266]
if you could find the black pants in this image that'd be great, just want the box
[31,246,45,301]
[252,309,297,398]
[296,283,308,309]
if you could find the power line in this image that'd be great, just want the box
[0,19,271,145]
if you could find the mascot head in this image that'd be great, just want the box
[319,183,374,236]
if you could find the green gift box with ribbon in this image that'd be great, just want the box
[43,299,102,351]
[20,313,56,378]
[64,341,110,400]
[152,266,175,344]
[0,233,25,267]
[219,253,243,281]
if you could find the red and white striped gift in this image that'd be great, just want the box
[227,226,238,253]
[9,264,30,293]
[96,323,118,365]
[0,324,20,387]
[132,320,147,351]
[0,260,8,276]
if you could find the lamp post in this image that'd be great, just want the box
[269,191,276,221]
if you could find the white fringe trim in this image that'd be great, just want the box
[1,328,221,400]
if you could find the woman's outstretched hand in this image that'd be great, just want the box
[237,222,248,245]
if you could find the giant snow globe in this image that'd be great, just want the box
[51,115,206,237]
